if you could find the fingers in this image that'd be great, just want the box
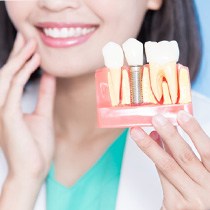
[150,132,183,198]
[8,32,25,60]
[130,127,196,198]
[4,53,40,113]
[157,170,183,204]
[152,114,210,186]
[35,73,56,119]
[0,39,37,107]
[177,111,210,172]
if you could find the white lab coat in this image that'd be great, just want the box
[0,81,210,210]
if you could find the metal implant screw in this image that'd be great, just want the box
[129,66,142,105]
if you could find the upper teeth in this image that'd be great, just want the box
[145,41,179,64]
[122,38,143,66]
[43,27,95,38]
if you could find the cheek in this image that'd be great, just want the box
[6,2,26,27]
[5,2,36,39]
[38,44,105,78]
[87,0,148,41]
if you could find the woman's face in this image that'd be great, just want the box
[6,0,162,78]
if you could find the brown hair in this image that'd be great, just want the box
[0,0,201,81]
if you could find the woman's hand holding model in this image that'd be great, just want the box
[131,112,210,210]
[0,33,56,210]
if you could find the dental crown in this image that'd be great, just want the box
[122,38,143,66]
[145,41,179,64]
[102,42,124,69]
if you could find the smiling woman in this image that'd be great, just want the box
[0,1,210,210]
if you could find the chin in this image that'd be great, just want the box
[40,60,99,78]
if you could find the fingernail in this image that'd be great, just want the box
[178,111,192,122]
[150,131,159,141]
[130,127,146,141]
[153,114,167,126]
[150,131,163,148]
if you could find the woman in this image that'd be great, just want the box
[0,0,210,210]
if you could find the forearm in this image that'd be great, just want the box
[0,175,43,210]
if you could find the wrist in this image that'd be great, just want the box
[6,173,43,189]
[0,175,43,210]
[8,164,49,184]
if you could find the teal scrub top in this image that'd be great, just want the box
[46,129,128,210]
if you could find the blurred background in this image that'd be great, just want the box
[192,0,210,98]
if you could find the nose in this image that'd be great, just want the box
[38,0,81,11]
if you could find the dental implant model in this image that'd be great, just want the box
[123,38,143,105]
[95,39,192,128]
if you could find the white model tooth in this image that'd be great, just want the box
[121,69,131,105]
[122,38,143,104]
[145,41,157,63]
[145,41,179,103]
[145,41,179,64]
[122,38,143,66]
[142,66,158,104]
[162,81,172,104]
[108,72,118,106]
[102,42,124,106]
[164,62,178,103]
[178,65,192,104]
[102,42,124,69]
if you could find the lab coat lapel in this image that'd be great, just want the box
[115,129,163,210]
[34,184,46,210]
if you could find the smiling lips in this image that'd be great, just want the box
[37,22,97,48]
